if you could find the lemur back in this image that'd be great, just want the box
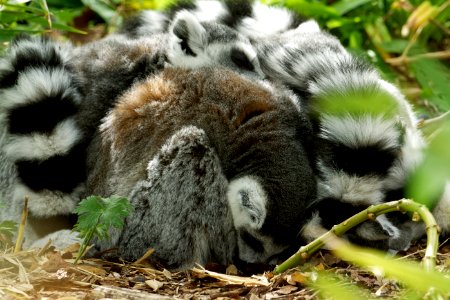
[0,33,317,267]
[90,67,316,267]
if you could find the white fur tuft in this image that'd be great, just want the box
[0,68,79,110]
[4,118,82,161]
[320,115,401,149]
[137,10,169,35]
[237,2,295,38]
[192,0,228,22]
[295,20,321,33]
[317,164,385,205]
[227,175,267,229]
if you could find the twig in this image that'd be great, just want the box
[14,196,28,253]
[274,199,439,274]
[386,50,450,66]
[418,110,450,141]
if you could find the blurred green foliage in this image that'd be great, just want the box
[265,0,450,115]
[0,1,449,298]
[309,239,450,299]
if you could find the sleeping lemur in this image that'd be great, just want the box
[0,10,262,233]
[251,22,432,250]
[89,66,316,268]
[119,0,302,40]
[122,0,448,250]
[0,18,318,268]
[0,0,446,268]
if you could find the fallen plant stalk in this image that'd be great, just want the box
[274,199,439,274]
[14,196,28,253]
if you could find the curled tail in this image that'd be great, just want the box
[257,24,425,249]
[0,35,85,218]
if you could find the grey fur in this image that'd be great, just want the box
[119,0,301,39]
[86,67,316,267]
[97,126,234,269]
[252,22,427,249]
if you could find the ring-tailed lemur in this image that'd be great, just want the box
[0,11,261,233]
[0,27,317,268]
[251,22,433,250]
[90,66,316,268]
[120,0,302,40]
[133,0,448,249]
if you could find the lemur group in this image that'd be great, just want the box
[0,0,448,270]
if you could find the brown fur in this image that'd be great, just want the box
[87,66,316,248]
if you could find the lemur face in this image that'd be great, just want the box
[227,176,287,263]
[167,10,264,78]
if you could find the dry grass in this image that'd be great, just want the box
[1,238,449,299]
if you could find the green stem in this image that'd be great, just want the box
[274,199,439,274]
[74,219,99,264]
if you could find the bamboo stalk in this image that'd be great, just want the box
[274,199,439,274]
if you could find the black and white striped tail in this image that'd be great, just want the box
[0,35,86,217]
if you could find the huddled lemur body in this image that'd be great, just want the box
[0,11,316,268]
[0,0,448,269]
[120,0,449,249]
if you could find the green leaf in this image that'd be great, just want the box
[81,0,116,22]
[0,220,17,235]
[348,30,363,49]
[332,0,372,16]
[408,119,450,208]
[1,3,44,13]
[333,241,450,295]
[410,56,450,112]
[0,220,18,244]
[51,7,84,23]
[312,88,399,118]
[73,195,132,263]
[311,272,371,300]
[52,22,86,34]
[380,39,409,54]
[0,10,38,24]
[73,195,132,240]
[282,0,339,18]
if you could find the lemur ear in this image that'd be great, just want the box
[230,47,255,72]
[294,20,321,34]
[227,176,267,229]
[170,10,207,56]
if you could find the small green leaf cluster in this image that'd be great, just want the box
[73,195,132,263]
[0,0,86,44]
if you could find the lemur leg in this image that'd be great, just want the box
[94,126,235,270]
